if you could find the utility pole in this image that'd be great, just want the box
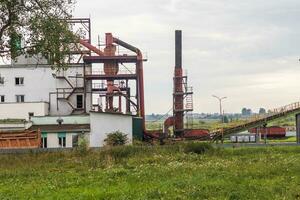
[212,95,227,123]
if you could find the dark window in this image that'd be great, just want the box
[16,95,25,103]
[0,77,4,85]
[28,112,34,119]
[76,95,83,109]
[0,96,4,103]
[72,135,79,147]
[58,134,66,148]
[15,77,24,85]
[41,137,47,148]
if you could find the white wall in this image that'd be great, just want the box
[0,102,49,120]
[46,133,77,148]
[0,65,92,117]
[89,112,133,147]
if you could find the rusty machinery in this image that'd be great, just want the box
[81,33,146,130]
[63,18,147,133]
[66,19,207,140]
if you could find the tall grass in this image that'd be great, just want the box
[1,144,300,199]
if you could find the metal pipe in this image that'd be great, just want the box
[113,36,145,130]
[113,37,141,56]
[79,39,104,56]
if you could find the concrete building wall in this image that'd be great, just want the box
[0,102,49,120]
[46,133,76,148]
[0,64,92,119]
[89,112,133,147]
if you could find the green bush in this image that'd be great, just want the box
[75,137,89,155]
[104,131,129,146]
[183,142,213,154]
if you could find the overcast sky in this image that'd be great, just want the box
[74,0,300,114]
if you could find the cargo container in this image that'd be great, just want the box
[249,126,286,138]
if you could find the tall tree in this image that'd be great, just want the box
[0,0,77,68]
[259,108,266,115]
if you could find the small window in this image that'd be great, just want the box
[41,132,47,148]
[16,95,25,103]
[15,77,24,85]
[72,135,79,147]
[58,132,66,148]
[0,77,4,85]
[76,95,83,109]
[0,96,4,103]
[29,112,34,119]
[41,138,47,148]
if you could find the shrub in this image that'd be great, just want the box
[183,142,213,154]
[104,131,129,146]
[75,137,89,155]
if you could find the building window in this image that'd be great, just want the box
[16,95,25,103]
[41,133,47,148]
[0,77,4,85]
[72,135,79,147]
[0,95,4,103]
[15,77,24,85]
[58,132,66,148]
[76,95,83,109]
[28,112,34,119]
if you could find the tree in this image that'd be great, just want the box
[259,108,266,115]
[242,108,252,116]
[223,115,229,123]
[246,108,252,115]
[0,0,77,69]
[242,108,248,115]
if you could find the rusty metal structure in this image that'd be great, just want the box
[173,30,193,137]
[160,30,199,139]
[0,130,41,149]
[82,33,147,129]
[52,18,146,128]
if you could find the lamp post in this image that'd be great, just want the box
[212,95,227,123]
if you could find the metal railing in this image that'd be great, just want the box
[85,68,136,76]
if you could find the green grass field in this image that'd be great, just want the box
[1,144,300,199]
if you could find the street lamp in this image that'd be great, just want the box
[212,95,227,123]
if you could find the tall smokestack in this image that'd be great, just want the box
[173,30,184,137]
[175,30,182,68]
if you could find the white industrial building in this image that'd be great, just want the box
[0,55,92,120]
[0,56,135,148]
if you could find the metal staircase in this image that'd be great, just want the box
[54,73,84,114]
[182,78,193,129]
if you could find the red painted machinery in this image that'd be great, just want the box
[81,33,146,130]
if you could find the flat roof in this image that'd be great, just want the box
[29,124,90,133]
[90,111,134,117]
